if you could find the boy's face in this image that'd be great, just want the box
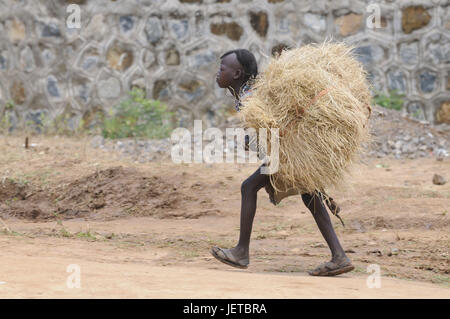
[216,53,243,88]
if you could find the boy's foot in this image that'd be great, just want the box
[308,256,354,276]
[210,246,249,269]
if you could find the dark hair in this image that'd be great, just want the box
[220,49,258,83]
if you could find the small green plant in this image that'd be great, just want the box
[102,88,173,139]
[75,230,97,241]
[43,112,84,136]
[1,100,15,138]
[59,228,73,238]
[373,90,405,111]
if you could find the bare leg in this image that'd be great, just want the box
[301,192,354,276]
[211,166,270,267]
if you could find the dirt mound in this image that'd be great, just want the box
[0,179,28,202]
[0,167,216,221]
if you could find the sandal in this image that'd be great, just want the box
[210,246,249,269]
[308,259,354,276]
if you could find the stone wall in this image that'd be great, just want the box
[0,0,449,132]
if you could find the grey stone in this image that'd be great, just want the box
[119,16,135,33]
[354,45,385,67]
[399,41,419,65]
[145,17,164,45]
[409,144,418,153]
[81,56,99,71]
[25,110,47,133]
[41,49,56,67]
[303,13,326,33]
[98,77,121,100]
[47,76,60,98]
[419,70,438,93]
[436,150,446,161]
[432,174,446,185]
[427,42,447,65]
[169,19,189,40]
[72,78,91,105]
[387,68,406,93]
[0,51,9,70]
[41,22,61,38]
[190,51,216,68]
[401,143,409,153]
[177,79,206,103]
[277,17,290,34]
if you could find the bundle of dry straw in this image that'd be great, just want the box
[239,42,372,196]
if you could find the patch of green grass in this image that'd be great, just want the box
[256,234,267,240]
[102,88,173,139]
[0,100,15,135]
[1,229,22,236]
[4,176,29,186]
[373,90,405,111]
[75,230,97,241]
[59,228,73,238]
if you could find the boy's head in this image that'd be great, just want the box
[216,49,258,89]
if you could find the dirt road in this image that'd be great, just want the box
[0,136,449,298]
[0,246,448,298]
